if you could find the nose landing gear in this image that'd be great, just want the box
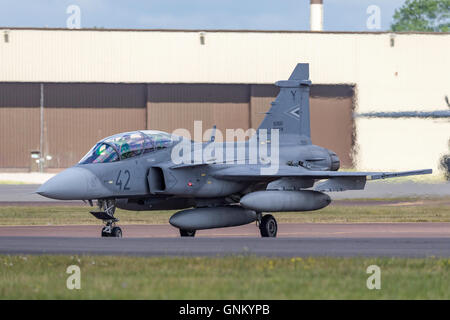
[90,199,123,238]
[101,222,122,238]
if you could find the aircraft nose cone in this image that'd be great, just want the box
[36,167,93,200]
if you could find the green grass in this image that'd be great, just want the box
[0,181,28,185]
[0,255,448,299]
[278,204,450,223]
[0,200,449,226]
[0,206,171,225]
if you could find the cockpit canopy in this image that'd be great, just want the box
[79,130,175,164]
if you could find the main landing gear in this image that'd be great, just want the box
[179,229,196,237]
[257,213,278,238]
[176,214,278,238]
[90,199,123,238]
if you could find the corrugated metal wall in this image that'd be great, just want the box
[0,83,40,168]
[1,29,448,174]
[44,108,146,168]
[311,97,354,166]
[0,107,40,168]
[147,84,251,141]
[0,82,354,170]
[249,84,355,166]
[44,83,147,108]
[43,83,147,168]
[1,29,448,113]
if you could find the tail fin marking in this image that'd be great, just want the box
[257,63,312,145]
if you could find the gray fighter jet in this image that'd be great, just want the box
[37,63,432,238]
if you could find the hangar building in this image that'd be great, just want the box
[0,28,449,175]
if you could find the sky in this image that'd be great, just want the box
[0,0,406,31]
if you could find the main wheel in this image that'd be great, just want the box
[111,226,122,238]
[180,229,196,237]
[259,214,277,238]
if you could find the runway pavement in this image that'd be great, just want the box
[0,183,449,257]
[0,223,448,257]
[1,222,449,238]
[0,184,59,203]
[0,236,448,257]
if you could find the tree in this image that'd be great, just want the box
[391,0,450,32]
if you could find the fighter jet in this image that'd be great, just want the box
[37,63,432,238]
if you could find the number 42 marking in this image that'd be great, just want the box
[115,170,131,191]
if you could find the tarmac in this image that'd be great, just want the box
[0,182,449,257]
[0,223,448,257]
[0,236,448,257]
[1,222,449,238]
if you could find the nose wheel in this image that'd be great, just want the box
[258,214,278,238]
[90,199,123,238]
[101,223,122,238]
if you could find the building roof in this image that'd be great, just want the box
[1,27,449,35]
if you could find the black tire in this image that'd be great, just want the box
[111,226,122,238]
[259,214,277,238]
[101,227,110,237]
[180,229,196,237]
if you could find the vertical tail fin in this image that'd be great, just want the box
[257,63,312,145]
